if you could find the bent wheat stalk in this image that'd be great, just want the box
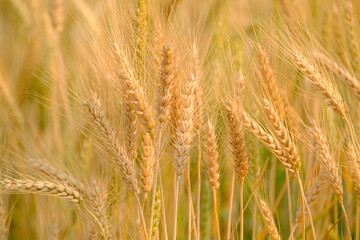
[204,121,221,240]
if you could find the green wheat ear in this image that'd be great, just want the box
[151,187,161,240]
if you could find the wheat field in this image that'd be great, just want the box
[1,0,360,239]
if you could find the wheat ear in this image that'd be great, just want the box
[113,43,155,138]
[225,100,249,181]
[345,1,360,73]
[26,158,87,197]
[157,44,175,124]
[346,142,360,201]
[262,99,301,172]
[242,111,293,172]
[83,98,139,195]
[257,197,281,240]
[0,179,82,203]
[134,0,148,77]
[313,51,360,101]
[257,45,284,112]
[140,132,155,202]
[294,51,348,117]
[89,186,112,239]
[124,98,138,163]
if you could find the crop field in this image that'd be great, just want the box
[1,0,360,239]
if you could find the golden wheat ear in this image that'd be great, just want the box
[112,43,155,139]
[0,179,82,203]
[83,98,139,195]
[294,51,349,117]
[313,51,360,101]
[257,196,281,240]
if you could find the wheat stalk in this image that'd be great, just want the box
[0,197,7,240]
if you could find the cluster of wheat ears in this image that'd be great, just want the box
[2,0,360,239]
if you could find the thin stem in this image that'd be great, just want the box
[135,195,148,240]
[357,205,359,240]
[213,189,221,240]
[252,204,257,240]
[158,167,168,240]
[173,176,180,240]
[186,161,192,239]
[286,170,293,240]
[226,172,235,240]
[124,192,131,240]
[296,173,316,240]
[339,198,352,239]
[240,179,244,240]
[115,171,122,239]
[185,164,199,239]
[196,131,201,238]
